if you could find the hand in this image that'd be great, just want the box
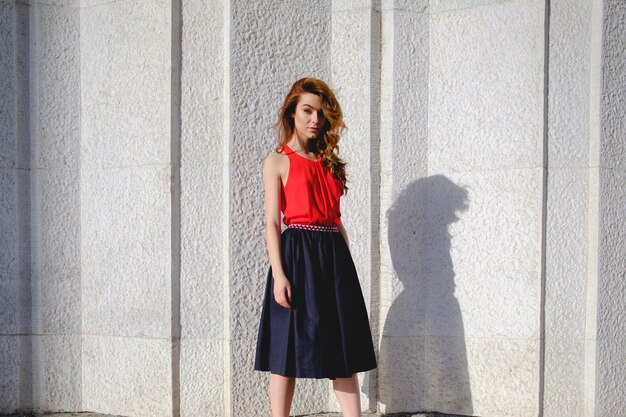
[273,276,292,309]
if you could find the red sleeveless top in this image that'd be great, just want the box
[280,144,344,226]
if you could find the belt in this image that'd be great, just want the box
[286,223,339,232]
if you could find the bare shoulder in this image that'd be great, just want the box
[263,148,288,176]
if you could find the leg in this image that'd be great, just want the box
[332,373,361,417]
[269,373,296,417]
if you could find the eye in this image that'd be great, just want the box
[304,109,312,114]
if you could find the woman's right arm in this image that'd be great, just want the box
[263,154,292,309]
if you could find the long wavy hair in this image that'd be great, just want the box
[273,77,348,192]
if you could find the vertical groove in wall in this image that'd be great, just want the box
[16,1,33,411]
[376,2,392,412]
[425,1,432,172]
[222,0,232,415]
[77,3,82,409]
[538,1,550,416]
[170,0,182,415]
[368,1,381,413]
[584,0,603,415]
[27,2,42,412]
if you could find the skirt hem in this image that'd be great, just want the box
[253,364,377,380]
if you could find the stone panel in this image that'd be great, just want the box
[441,169,542,340]
[0,0,17,170]
[595,2,626,415]
[78,0,173,414]
[543,168,589,416]
[429,0,544,172]
[80,0,171,168]
[0,336,21,413]
[546,0,592,168]
[179,0,225,339]
[596,336,626,417]
[82,335,172,417]
[179,338,223,417]
[378,2,545,415]
[423,4,545,416]
[380,1,429,194]
[465,336,539,417]
[544,170,588,340]
[33,334,81,411]
[0,3,31,414]
[378,10,430,413]
[33,4,80,169]
[1,0,31,342]
[378,335,426,414]
[38,167,81,335]
[179,0,226,413]
[0,169,20,334]
[380,168,541,416]
[599,0,626,171]
[543,337,585,417]
[81,166,171,338]
[596,166,626,416]
[29,3,83,413]
[379,335,539,416]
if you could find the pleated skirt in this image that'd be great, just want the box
[254,225,377,379]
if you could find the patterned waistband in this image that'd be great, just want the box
[287,223,339,232]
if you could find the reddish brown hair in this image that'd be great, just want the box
[273,77,348,191]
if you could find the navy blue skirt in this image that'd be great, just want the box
[254,226,377,379]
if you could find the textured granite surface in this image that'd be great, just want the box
[1,0,624,416]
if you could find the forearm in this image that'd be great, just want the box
[266,221,287,280]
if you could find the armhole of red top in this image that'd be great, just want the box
[279,148,290,189]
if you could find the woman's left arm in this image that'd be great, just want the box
[337,220,350,252]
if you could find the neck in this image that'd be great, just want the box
[288,135,314,152]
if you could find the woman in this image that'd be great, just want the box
[254,77,377,417]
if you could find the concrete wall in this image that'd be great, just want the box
[179,0,224,416]
[80,1,173,416]
[378,1,545,416]
[415,2,539,416]
[0,1,30,413]
[0,0,625,416]
[595,1,626,415]
[31,2,82,412]
[543,0,593,415]
[379,3,430,414]
[0,1,82,413]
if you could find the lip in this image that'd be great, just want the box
[308,127,319,132]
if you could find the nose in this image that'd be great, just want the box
[311,113,318,124]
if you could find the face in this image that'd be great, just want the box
[291,93,326,140]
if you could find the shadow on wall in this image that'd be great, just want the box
[380,175,473,416]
